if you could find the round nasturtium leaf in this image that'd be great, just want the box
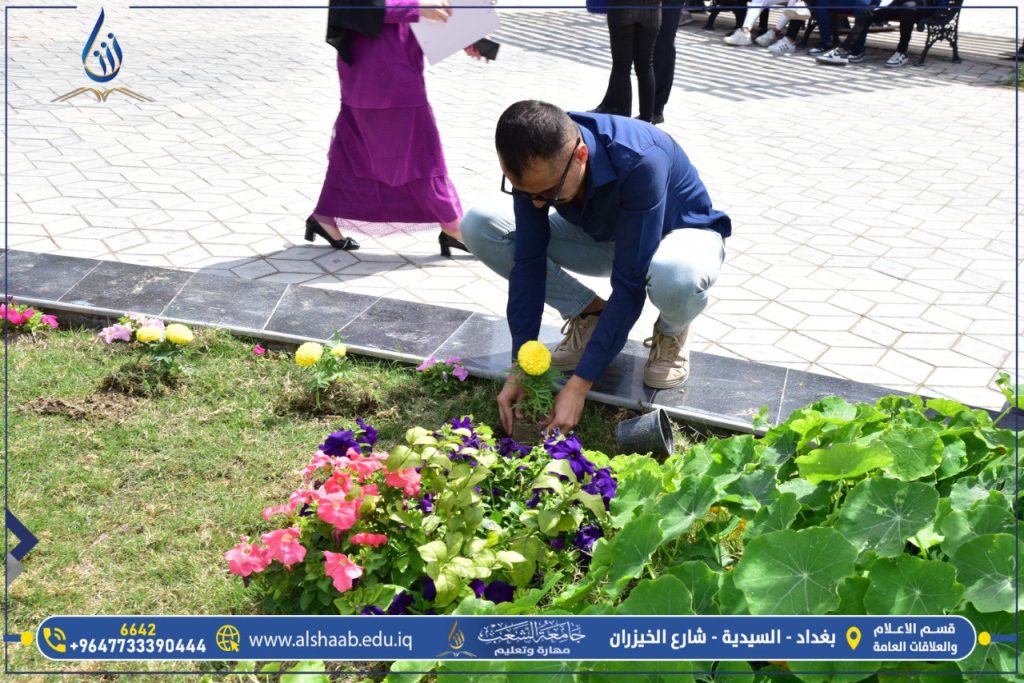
[733,528,857,615]
[880,426,944,481]
[950,534,1020,614]
[835,478,938,557]
[940,493,1015,557]
[863,555,964,615]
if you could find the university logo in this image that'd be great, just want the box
[52,8,154,103]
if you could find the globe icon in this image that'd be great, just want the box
[215,624,240,652]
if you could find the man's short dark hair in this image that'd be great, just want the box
[495,100,577,181]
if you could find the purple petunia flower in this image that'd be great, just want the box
[573,525,604,553]
[417,356,439,372]
[418,493,434,514]
[470,579,486,598]
[360,605,385,615]
[452,364,469,382]
[484,581,515,604]
[545,434,595,481]
[355,418,378,447]
[423,576,436,602]
[550,537,565,550]
[498,437,532,459]
[582,467,618,511]
[387,592,415,615]
[450,416,473,431]
[525,487,550,509]
[320,429,359,457]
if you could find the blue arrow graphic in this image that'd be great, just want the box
[6,509,38,562]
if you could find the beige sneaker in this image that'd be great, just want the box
[550,314,601,372]
[643,323,691,389]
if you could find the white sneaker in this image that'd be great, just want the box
[769,38,797,56]
[783,6,812,20]
[755,30,778,47]
[724,30,753,46]
[885,51,910,68]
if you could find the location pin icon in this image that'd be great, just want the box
[846,627,861,650]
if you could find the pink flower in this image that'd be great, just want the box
[360,484,380,497]
[260,527,306,566]
[346,449,384,482]
[39,314,58,329]
[224,536,271,577]
[349,532,388,548]
[253,344,267,356]
[262,502,296,522]
[99,323,133,344]
[303,451,337,482]
[417,356,438,372]
[316,491,360,531]
[445,356,462,365]
[323,551,363,593]
[128,313,164,330]
[323,471,353,495]
[453,364,469,382]
[385,468,421,497]
[7,307,33,325]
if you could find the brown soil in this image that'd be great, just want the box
[281,380,385,418]
[99,360,177,398]
[22,394,137,421]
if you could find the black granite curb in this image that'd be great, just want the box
[4,249,906,434]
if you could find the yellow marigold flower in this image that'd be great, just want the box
[295,342,324,367]
[166,323,193,345]
[136,326,165,344]
[330,343,347,359]
[517,340,551,376]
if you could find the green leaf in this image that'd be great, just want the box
[880,426,944,481]
[385,659,434,683]
[835,478,938,557]
[949,533,1020,613]
[939,493,1015,556]
[785,659,879,683]
[795,442,893,485]
[954,603,1023,682]
[609,467,662,528]
[733,528,857,614]
[436,660,505,683]
[537,509,561,536]
[618,575,694,615]
[605,514,664,594]
[864,555,964,614]
[281,661,328,683]
[386,444,423,471]
[995,371,1023,410]
[713,660,755,683]
[876,661,963,683]
[432,569,461,607]
[656,475,717,542]
[715,569,748,615]
[949,477,991,511]
[418,540,448,566]
[936,437,969,480]
[835,575,870,615]
[745,492,801,540]
[926,397,971,417]
[499,660,578,682]
[665,561,721,615]
[576,660,697,683]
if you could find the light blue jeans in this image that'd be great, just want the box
[460,205,726,336]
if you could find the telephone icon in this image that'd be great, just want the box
[43,627,67,653]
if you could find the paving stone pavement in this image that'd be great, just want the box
[1,3,1020,409]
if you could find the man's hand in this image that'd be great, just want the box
[497,378,527,435]
[545,375,594,434]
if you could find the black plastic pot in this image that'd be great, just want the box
[615,408,674,458]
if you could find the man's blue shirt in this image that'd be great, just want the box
[508,112,731,382]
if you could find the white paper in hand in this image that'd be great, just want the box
[411,0,500,65]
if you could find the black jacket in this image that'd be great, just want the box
[326,0,387,65]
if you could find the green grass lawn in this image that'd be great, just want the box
[4,327,657,681]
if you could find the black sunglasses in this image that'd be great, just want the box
[501,137,582,208]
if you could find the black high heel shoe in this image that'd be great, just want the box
[304,216,360,251]
[439,231,469,258]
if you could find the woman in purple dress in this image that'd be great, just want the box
[307,0,475,256]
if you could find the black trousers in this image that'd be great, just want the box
[653,6,682,116]
[842,0,933,54]
[603,8,662,121]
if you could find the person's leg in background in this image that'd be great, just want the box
[606,10,639,116]
[769,12,805,55]
[653,1,683,124]
[633,9,662,122]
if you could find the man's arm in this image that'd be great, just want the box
[508,197,551,359]
[546,148,670,433]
